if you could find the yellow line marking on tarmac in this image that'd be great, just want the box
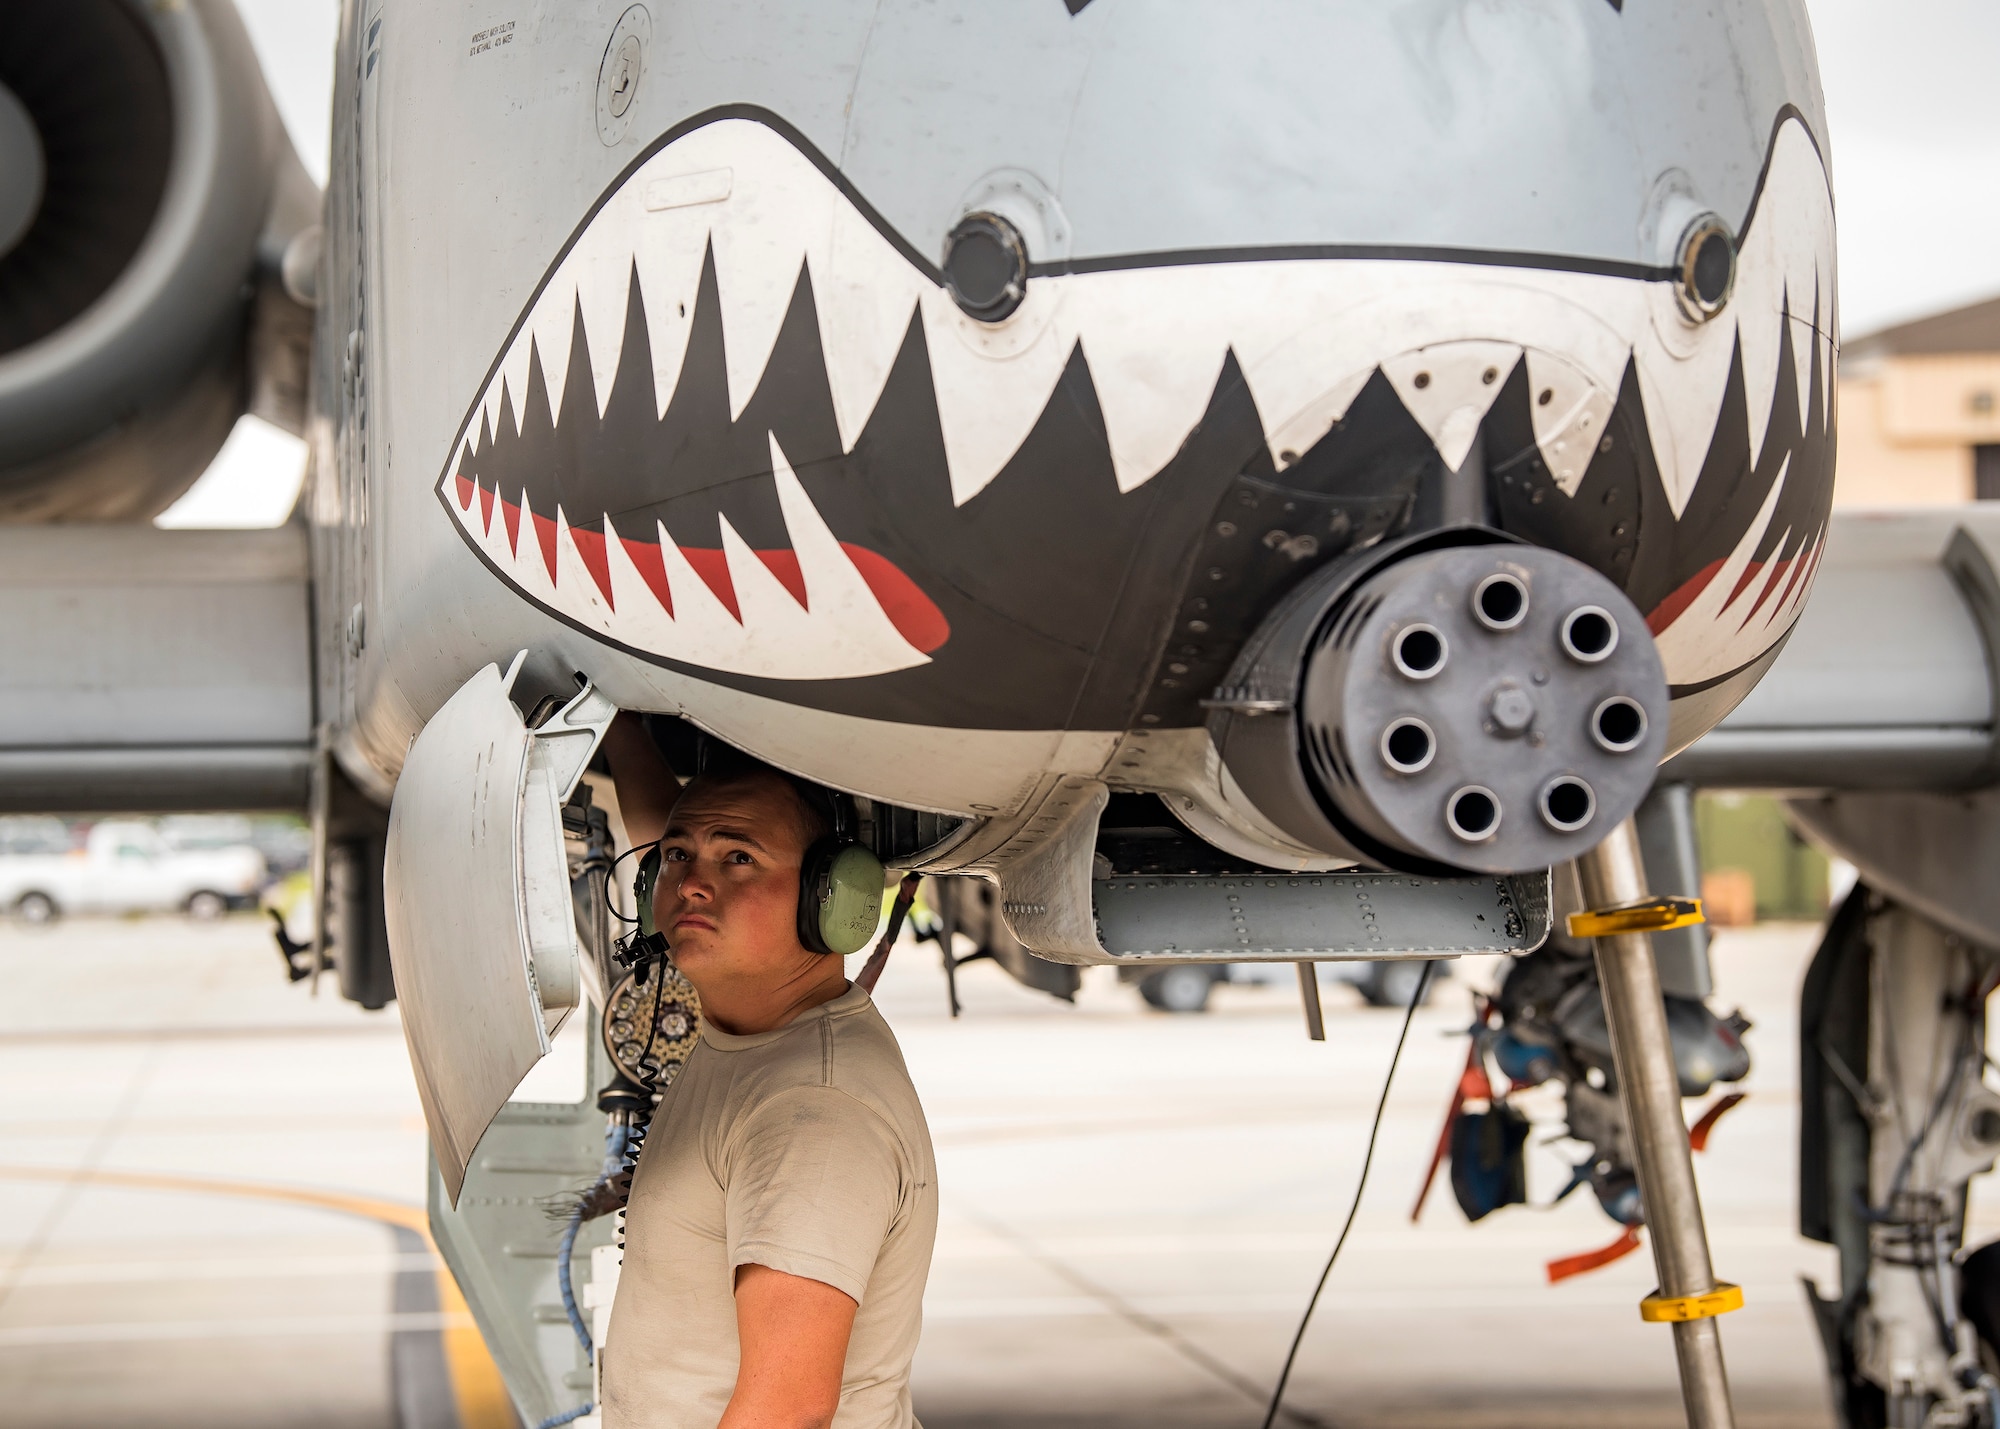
[0,1164,517,1429]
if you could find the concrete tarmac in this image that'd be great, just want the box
[0,911,1953,1428]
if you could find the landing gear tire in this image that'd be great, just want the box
[185,890,228,921]
[1138,965,1220,1014]
[1361,960,1433,1009]
[14,891,56,926]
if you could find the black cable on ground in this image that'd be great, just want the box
[1259,959,1436,1429]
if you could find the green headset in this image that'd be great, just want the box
[632,786,886,958]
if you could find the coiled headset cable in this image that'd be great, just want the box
[602,841,654,926]
[1259,959,1436,1429]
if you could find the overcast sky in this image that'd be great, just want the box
[1808,0,2000,335]
[163,0,2000,523]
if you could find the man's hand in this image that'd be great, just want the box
[722,1263,858,1429]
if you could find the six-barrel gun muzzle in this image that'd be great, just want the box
[1212,533,1670,875]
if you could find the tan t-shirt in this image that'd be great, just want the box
[602,983,937,1429]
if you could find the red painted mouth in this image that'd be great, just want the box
[449,474,950,655]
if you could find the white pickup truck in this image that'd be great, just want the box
[0,819,266,923]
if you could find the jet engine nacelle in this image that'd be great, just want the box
[0,0,317,521]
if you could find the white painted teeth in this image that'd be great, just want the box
[1631,318,1736,518]
[575,258,636,417]
[916,286,1077,506]
[450,112,1835,687]
[1380,341,1523,472]
[762,433,924,660]
[472,120,932,449]
[469,113,1830,519]
[1065,268,1242,493]
[1526,349,1618,496]
[1731,120,1837,463]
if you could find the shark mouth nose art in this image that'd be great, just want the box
[436,106,1833,714]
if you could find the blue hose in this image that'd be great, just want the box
[555,1205,591,1356]
[557,1120,634,1360]
[534,1404,593,1429]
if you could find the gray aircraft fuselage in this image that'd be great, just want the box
[313,1,1835,872]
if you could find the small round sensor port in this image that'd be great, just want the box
[1446,786,1501,842]
[1539,776,1597,832]
[943,212,1029,322]
[1380,717,1436,775]
[1675,215,1737,323]
[1391,623,1448,681]
[1472,572,1529,632]
[1560,606,1619,664]
[1592,696,1648,753]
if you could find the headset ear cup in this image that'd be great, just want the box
[797,839,886,956]
[636,844,662,939]
[821,845,886,956]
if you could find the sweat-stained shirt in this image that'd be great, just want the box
[602,983,937,1429]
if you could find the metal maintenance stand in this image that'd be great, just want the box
[1573,818,1740,1429]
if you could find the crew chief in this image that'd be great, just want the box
[600,717,938,1429]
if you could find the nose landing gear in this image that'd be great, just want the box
[1575,820,1740,1429]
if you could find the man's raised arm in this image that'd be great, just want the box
[600,711,681,851]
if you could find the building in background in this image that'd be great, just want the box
[1838,294,2000,504]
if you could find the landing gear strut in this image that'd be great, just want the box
[1803,888,2000,1428]
[1576,818,1739,1429]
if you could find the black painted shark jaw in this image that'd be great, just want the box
[437,107,1835,735]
